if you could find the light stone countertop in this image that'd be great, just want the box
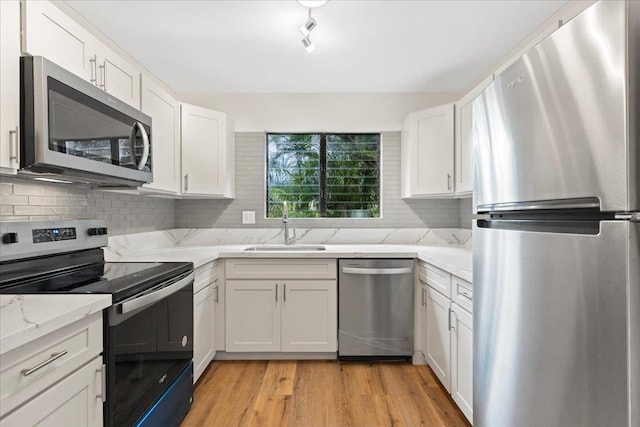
[0,294,112,355]
[105,244,472,282]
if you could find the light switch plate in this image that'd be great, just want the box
[242,211,256,225]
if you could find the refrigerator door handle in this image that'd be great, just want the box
[477,197,600,213]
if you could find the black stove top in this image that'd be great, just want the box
[0,248,193,303]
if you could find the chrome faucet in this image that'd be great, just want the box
[282,201,295,245]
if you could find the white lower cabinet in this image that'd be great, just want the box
[192,261,220,383]
[451,302,473,422]
[419,261,473,424]
[0,0,20,174]
[0,312,104,426]
[1,356,103,427]
[224,259,337,354]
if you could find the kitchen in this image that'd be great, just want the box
[0,1,638,426]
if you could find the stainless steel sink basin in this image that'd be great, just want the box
[243,245,326,252]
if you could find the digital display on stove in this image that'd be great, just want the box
[32,227,77,243]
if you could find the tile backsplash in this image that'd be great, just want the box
[0,178,176,235]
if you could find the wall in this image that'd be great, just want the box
[459,197,472,229]
[176,131,460,229]
[177,93,458,132]
[0,178,176,235]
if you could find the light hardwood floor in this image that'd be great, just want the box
[181,360,470,427]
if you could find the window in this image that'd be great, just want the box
[266,133,380,218]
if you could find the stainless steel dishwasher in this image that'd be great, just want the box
[338,259,414,360]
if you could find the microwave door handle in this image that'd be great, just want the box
[128,123,140,167]
[137,123,150,170]
[118,271,194,314]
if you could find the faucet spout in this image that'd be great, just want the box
[282,201,294,245]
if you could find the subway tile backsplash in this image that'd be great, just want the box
[0,178,176,235]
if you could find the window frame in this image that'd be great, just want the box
[265,132,382,219]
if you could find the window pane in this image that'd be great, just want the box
[266,134,321,218]
[326,134,380,218]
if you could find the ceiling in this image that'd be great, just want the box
[66,0,567,94]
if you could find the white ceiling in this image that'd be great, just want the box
[66,0,567,93]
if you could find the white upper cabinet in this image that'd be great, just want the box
[401,103,455,198]
[454,75,493,195]
[0,0,20,174]
[141,75,180,194]
[22,1,140,109]
[181,103,234,198]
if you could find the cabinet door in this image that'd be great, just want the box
[181,103,228,196]
[403,104,454,197]
[1,357,103,427]
[455,75,493,195]
[426,287,451,391]
[225,281,281,352]
[22,0,94,82]
[194,284,215,383]
[94,43,140,109]
[281,280,337,352]
[451,303,473,423]
[141,75,180,193]
[0,0,20,173]
[214,278,225,352]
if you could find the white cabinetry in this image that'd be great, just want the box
[418,261,473,424]
[0,312,104,426]
[401,104,455,198]
[181,104,234,198]
[454,75,493,195]
[0,0,20,174]
[193,261,220,383]
[22,1,140,108]
[141,75,181,194]
[225,259,337,353]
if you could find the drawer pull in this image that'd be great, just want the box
[21,350,68,376]
[458,289,472,300]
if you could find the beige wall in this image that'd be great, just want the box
[177,93,458,132]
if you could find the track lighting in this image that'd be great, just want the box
[301,36,315,53]
[300,16,317,37]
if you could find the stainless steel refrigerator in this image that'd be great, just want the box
[472,1,639,426]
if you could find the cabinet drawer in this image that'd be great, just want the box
[194,261,218,294]
[226,259,337,280]
[0,312,103,417]
[420,262,451,298]
[452,277,473,313]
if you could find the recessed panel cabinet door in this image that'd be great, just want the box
[1,357,103,427]
[181,103,227,196]
[141,76,180,193]
[194,284,215,383]
[22,0,94,82]
[225,281,281,352]
[94,43,140,109]
[0,0,20,173]
[426,287,451,391]
[281,280,337,352]
[451,302,473,423]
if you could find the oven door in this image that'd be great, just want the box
[105,272,194,427]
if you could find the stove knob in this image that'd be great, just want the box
[87,228,99,236]
[99,227,108,235]
[2,232,18,244]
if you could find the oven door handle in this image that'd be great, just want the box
[118,271,194,314]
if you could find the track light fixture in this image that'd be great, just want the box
[300,15,317,37]
[297,0,327,53]
[301,36,315,53]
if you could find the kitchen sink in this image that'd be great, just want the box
[243,245,326,252]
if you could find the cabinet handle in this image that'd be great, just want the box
[283,283,286,302]
[448,308,453,331]
[9,127,18,164]
[275,284,278,302]
[447,173,452,191]
[457,289,472,301]
[97,364,106,402]
[21,350,68,376]
[99,62,106,90]
[421,288,425,306]
[184,174,189,192]
[89,55,97,84]
[214,284,219,303]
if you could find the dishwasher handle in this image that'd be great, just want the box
[342,267,412,275]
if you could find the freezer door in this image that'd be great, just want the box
[473,221,633,427]
[473,1,635,212]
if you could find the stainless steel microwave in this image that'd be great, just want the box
[20,56,152,187]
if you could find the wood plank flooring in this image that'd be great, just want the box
[181,360,470,427]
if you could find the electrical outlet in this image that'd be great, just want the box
[242,211,256,225]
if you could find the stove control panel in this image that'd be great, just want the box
[32,227,77,243]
